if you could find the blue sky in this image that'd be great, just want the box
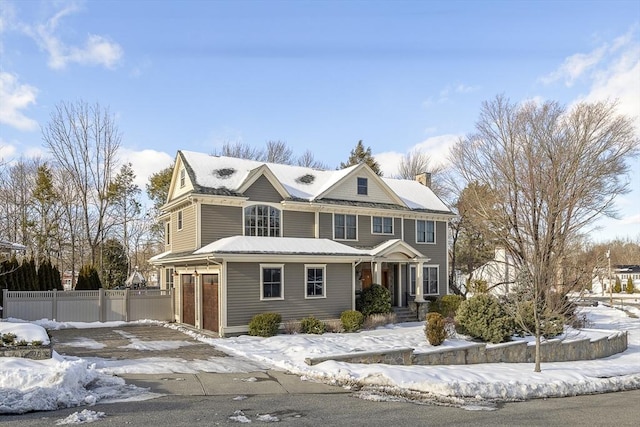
[1,0,638,242]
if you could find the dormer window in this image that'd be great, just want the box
[357,177,368,195]
[179,169,186,188]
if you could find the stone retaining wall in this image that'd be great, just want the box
[0,345,52,360]
[304,331,628,366]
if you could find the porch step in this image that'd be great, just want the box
[392,307,418,323]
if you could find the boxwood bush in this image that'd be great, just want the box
[358,284,391,316]
[425,312,446,346]
[455,294,515,343]
[340,310,364,332]
[300,316,326,334]
[248,312,282,337]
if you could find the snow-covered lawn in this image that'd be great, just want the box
[1,303,639,416]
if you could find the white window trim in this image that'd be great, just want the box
[177,210,183,231]
[179,169,186,188]
[422,265,439,296]
[371,216,394,235]
[333,213,358,241]
[305,264,327,299]
[357,177,368,195]
[260,264,285,301]
[243,202,282,237]
[165,221,171,245]
[415,219,436,244]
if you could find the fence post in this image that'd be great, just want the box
[99,288,105,322]
[124,288,130,322]
[52,289,58,321]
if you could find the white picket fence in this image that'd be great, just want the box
[1,288,174,323]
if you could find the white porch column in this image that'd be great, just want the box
[194,272,201,329]
[415,261,424,302]
[374,261,382,285]
[397,263,403,307]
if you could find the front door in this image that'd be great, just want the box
[202,273,219,332]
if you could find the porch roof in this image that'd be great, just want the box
[194,236,372,257]
[366,239,428,260]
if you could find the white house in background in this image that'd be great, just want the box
[591,265,640,294]
[0,239,26,258]
[470,247,517,295]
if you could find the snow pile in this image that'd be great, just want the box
[55,409,106,425]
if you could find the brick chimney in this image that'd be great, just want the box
[415,172,431,188]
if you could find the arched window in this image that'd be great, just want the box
[244,205,281,237]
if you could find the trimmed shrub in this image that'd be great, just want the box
[626,277,634,294]
[359,284,391,316]
[429,295,464,318]
[455,294,515,344]
[613,277,622,293]
[300,316,326,334]
[425,312,446,346]
[248,312,282,337]
[341,310,364,332]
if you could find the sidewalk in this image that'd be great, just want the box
[119,370,349,396]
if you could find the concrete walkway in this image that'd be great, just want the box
[48,324,348,397]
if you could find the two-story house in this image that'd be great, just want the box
[150,150,455,336]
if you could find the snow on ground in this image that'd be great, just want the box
[1,302,639,416]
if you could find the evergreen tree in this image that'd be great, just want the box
[52,264,63,291]
[101,239,129,289]
[339,140,382,176]
[76,265,102,290]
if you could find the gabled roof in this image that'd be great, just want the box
[175,150,453,213]
[367,239,426,260]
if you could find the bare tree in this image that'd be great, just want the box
[297,149,328,169]
[218,141,265,161]
[42,100,121,266]
[396,149,447,197]
[265,140,293,164]
[450,95,638,372]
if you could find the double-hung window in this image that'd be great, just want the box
[261,264,284,300]
[179,169,186,188]
[423,266,439,295]
[334,214,357,240]
[165,222,170,245]
[416,220,435,243]
[372,216,393,234]
[305,265,325,298]
[245,205,281,237]
[177,210,183,231]
[357,177,368,195]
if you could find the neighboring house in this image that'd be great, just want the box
[469,247,517,295]
[592,265,640,294]
[0,239,26,259]
[150,150,455,336]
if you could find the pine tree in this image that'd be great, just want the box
[339,140,382,176]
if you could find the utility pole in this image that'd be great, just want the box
[607,249,612,306]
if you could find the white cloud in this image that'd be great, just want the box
[23,3,123,70]
[541,46,607,86]
[376,134,461,177]
[0,142,17,162]
[119,148,174,191]
[0,71,39,131]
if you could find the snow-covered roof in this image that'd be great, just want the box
[0,239,26,251]
[178,150,452,212]
[125,270,146,285]
[194,236,371,257]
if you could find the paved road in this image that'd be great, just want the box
[2,390,639,426]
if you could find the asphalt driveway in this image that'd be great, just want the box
[47,323,348,396]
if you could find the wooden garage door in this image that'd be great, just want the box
[202,274,219,332]
[181,274,195,326]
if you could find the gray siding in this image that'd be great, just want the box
[201,204,243,245]
[404,219,448,295]
[244,175,283,203]
[318,212,333,239]
[171,204,197,252]
[357,216,402,248]
[283,211,315,238]
[226,262,352,327]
